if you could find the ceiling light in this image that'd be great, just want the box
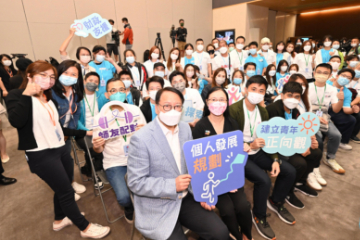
[301,5,360,15]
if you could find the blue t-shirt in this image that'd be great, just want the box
[275,72,289,86]
[326,80,352,107]
[320,49,334,63]
[276,53,283,66]
[245,54,268,75]
[150,102,157,120]
[184,57,195,66]
[127,91,134,105]
[285,109,293,120]
[89,60,116,94]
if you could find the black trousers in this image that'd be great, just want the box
[167,194,229,240]
[216,188,252,240]
[245,150,296,219]
[287,148,322,185]
[26,145,89,231]
[329,108,356,144]
[0,159,3,175]
[351,112,360,138]
[75,136,104,176]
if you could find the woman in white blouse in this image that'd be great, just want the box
[143,46,167,78]
[293,41,316,82]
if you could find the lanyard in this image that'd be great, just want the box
[111,107,127,142]
[197,52,204,65]
[246,107,258,138]
[84,94,96,117]
[60,90,77,119]
[314,84,326,111]
[221,54,230,72]
[353,81,359,89]
[38,96,56,126]
[236,51,243,65]
[303,53,310,67]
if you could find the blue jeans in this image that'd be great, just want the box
[316,121,341,159]
[105,166,132,208]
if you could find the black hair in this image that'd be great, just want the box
[282,81,302,95]
[276,60,289,73]
[346,55,360,62]
[196,38,204,43]
[203,87,230,118]
[76,47,91,60]
[244,62,256,70]
[179,19,184,23]
[0,54,16,74]
[236,36,246,42]
[329,55,341,62]
[248,41,258,48]
[84,72,100,82]
[212,38,219,43]
[274,41,286,53]
[338,68,355,79]
[246,75,268,89]
[119,70,132,80]
[229,43,235,47]
[124,49,136,62]
[106,77,125,91]
[108,19,114,24]
[323,35,333,42]
[92,45,107,54]
[315,63,332,73]
[169,70,186,83]
[155,87,184,104]
[146,76,164,90]
[53,60,84,102]
[122,17,128,22]
[184,43,194,50]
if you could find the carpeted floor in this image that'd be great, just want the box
[0,126,359,240]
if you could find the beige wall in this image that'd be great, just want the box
[246,4,269,43]
[0,0,213,63]
[274,11,297,44]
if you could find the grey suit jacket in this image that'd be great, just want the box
[127,119,193,240]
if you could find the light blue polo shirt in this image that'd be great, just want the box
[89,60,116,94]
[245,54,268,75]
[327,80,352,107]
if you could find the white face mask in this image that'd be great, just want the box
[269,70,276,76]
[303,45,311,52]
[283,98,300,110]
[123,80,132,89]
[312,43,316,48]
[159,109,182,126]
[289,70,297,75]
[197,44,204,51]
[215,76,225,85]
[287,47,293,53]
[330,62,340,70]
[185,49,193,56]
[281,66,288,72]
[324,41,332,47]
[277,45,284,51]
[247,92,264,105]
[213,43,219,49]
[149,90,157,100]
[2,60,11,67]
[302,86,306,95]
[262,45,269,51]
[236,43,244,50]
[80,55,91,64]
[351,43,358,48]
[219,47,228,54]
[186,71,194,78]
[170,53,178,60]
[332,45,340,50]
[151,52,159,60]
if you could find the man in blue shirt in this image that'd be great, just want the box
[140,76,164,123]
[245,41,268,76]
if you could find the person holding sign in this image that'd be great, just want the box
[127,87,229,240]
[266,82,322,208]
[88,45,122,94]
[229,76,296,240]
[92,78,146,223]
[245,41,268,76]
[6,61,110,239]
[122,49,147,91]
[118,70,143,107]
[140,76,164,123]
[192,86,253,240]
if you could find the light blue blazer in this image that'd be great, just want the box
[127,119,193,240]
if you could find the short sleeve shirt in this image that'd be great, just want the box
[308,82,339,110]
[245,54,268,75]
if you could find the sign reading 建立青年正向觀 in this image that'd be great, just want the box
[183,131,248,206]
[70,13,112,39]
[256,112,320,157]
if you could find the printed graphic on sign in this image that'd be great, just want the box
[276,75,290,94]
[226,86,243,105]
[93,101,139,140]
[256,112,320,156]
[70,13,112,38]
[183,131,248,205]
[181,100,203,123]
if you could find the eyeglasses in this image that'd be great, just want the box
[158,104,183,112]
[315,71,330,75]
[39,73,56,81]
[109,88,126,94]
[339,74,352,80]
[208,98,227,102]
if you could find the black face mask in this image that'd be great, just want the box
[207,50,215,55]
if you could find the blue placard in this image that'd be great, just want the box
[256,112,320,156]
[183,130,248,205]
[180,100,203,123]
[70,13,112,39]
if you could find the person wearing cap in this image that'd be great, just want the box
[9,58,33,90]
[88,45,122,94]
[142,62,171,99]
[258,37,276,66]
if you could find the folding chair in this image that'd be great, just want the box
[84,138,123,223]
[70,138,91,182]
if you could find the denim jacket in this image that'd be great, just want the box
[51,89,81,130]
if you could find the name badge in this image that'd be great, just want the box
[55,128,62,141]
[134,79,141,87]
[316,110,323,117]
[239,66,244,71]
[305,67,309,73]
[91,118,94,126]
[257,69,261,75]
[227,69,231,76]
[123,145,129,156]
[200,65,202,71]
[101,79,106,87]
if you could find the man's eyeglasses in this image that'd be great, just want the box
[158,104,183,112]
[109,88,126,94]
[339,74,352,80]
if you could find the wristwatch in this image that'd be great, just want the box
[274,158,282,165]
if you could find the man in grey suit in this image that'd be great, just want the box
[127,87,229,240]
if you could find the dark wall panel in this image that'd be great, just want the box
[212,0,251,9]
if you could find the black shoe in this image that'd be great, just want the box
[295,183,318,197]
[350,136,360,143]
[285,191,305,209]
[267,198,296,225]
[0,176,17,185]
[81,166,92,177]
[251,211,276,240]
[124,207,134,224]
[94,175,104,190]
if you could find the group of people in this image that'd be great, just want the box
[0,17,359,240]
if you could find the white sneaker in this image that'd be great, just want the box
[75,193,81,201]
[313,168,327,186]
[53,212,85,231]
[72,181,86,194]
[80,223,110,239]
[307,173,322,191]
[339,143,352,150]
[322,158,345,174]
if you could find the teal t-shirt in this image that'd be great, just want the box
[326,80,352,107]
[89,60,116,94]
[245,54,268,75]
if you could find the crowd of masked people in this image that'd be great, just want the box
[0,28,359,240]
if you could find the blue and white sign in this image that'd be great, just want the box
[180,100,203,123]
[256,112,320,156]
[183,131,248,205]
[70,13,112,38]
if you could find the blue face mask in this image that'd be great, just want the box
[337,76,350,86]
[246,70,256,78]
[59,75,78,86]
[249,49,257,55]
[109,92,126,102]
[126,56,135,64]
[154,71,165,78]
[355,70,360,78]
[96,54,105,63]
[233,78,242,85]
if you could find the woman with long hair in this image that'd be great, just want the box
[201,68,229,102]
[0,54,17,97]
[166,47,182,76]
[122,49,148,91]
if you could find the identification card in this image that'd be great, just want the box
[239,66,244,71]
[134,79,141,87]
[200,65,202,71]
[316,110,323,117]
[305,67,309,73]
[91,118,94,126]
[257,69,261,75]
[101,79,106,87]
[55,128,62,141]
[123,145,129,156]
[227,69,231,76]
